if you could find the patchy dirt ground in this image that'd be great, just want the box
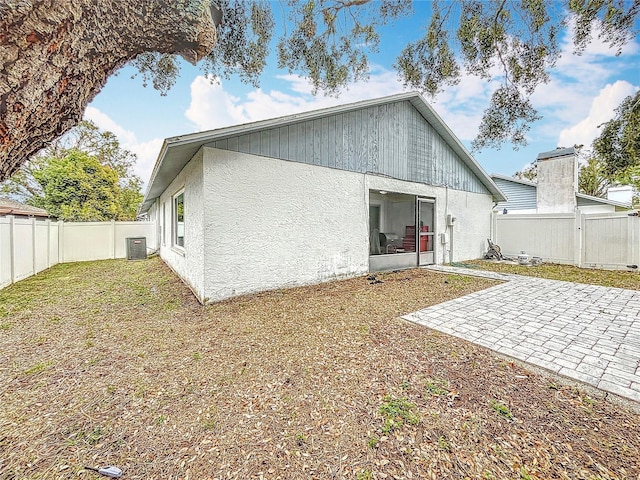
[1,258,639,480]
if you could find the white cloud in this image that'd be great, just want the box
[185,67,408,132]
[85,107,137,146]
[128,138,164,185]
[84,106,162,187]
[183,66,502,142]
[557,80,637,148]
[184,78,248,129]
[554,15,639,87]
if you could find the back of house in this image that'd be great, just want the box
[141,92,505,303]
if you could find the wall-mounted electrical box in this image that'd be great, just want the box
[439,233,449,244]
[446,214,457,226]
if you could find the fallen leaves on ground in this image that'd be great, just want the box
[465,259,640,290]
[1,258,638,479]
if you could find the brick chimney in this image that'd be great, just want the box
[536,147,578,214]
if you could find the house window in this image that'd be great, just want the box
[173,190,185,248]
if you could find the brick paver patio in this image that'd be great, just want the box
[403,265,640,403]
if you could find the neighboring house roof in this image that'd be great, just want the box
[0,197,49,218]
[141,92,506,212]
[490,174,631,210]
[491,174,537,211]
[576,192,631,208]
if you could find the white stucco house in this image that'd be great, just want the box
[140,92,506,303]
[492,148,631,215]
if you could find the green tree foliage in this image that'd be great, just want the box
[578,157,609,197]
[1,121,143,221]
[594,90,640,177]
[584,90,640,202]
[32,152,121,221]
[514,163,538,182]
[130,0,639,152]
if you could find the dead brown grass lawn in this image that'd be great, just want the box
[1,258,639,480]
[463,259,640,290]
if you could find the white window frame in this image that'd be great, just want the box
[172,189,185,252]
[161,202,166,247]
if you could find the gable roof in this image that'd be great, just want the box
[0,197,50,218]
[490,174,631,209]
[141,92,506,212]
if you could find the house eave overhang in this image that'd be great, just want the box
[490,173,537,188]
[0,208,49,218]
[140,92,506,212]
[576,192,631,209]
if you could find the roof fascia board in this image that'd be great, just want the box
[576,192,630,208]
[490,173,537,187]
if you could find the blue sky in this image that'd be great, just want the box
[86,4,640,188]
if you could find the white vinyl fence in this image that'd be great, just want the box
[0,217,156,289]
[493,211,640,270]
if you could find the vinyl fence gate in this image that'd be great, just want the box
[581,212,640,270]
[493,211,640,270]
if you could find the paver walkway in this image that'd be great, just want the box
[403,265,640,403]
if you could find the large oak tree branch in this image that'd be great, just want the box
[0,0,218,181]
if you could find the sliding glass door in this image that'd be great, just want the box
[417,198,435,265]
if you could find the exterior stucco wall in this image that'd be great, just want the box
[366,176,494,263]
[201,148,369,303]
[158,149,205,301]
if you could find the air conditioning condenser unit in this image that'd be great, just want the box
[126,237,147,260]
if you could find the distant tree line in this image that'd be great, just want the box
[1,121,143,221]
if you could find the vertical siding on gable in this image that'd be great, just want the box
[406,105,485,192]
[368,106,379,172]
[327,115,337,168]
[249,132,261,155]
[238,134,250,152]
[278,126,289,159]
[320,116,329,167]
[208,100,488,195]
[214,138,228,150]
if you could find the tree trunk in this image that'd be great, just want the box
[0,0,218,181]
